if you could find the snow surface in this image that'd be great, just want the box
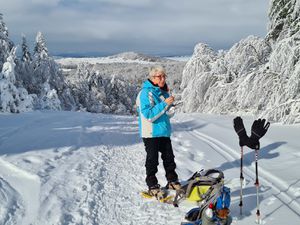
[0,111,299,225]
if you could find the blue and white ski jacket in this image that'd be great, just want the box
[136,79,171,138]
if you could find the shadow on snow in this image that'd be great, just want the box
[0,111,141,155]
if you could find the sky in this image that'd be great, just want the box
[0,0,270,57]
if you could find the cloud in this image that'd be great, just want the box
[0,0,269,56]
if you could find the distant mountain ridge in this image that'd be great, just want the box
[108,51,171,62]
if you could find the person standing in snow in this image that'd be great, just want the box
[136,65,180,198]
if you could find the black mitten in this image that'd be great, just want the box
[247,119,270,150]
[233,117,249,147]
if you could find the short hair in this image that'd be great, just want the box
[149,65,166,78]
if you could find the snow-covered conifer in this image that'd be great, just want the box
[30,32,76,110]
[0,13,9,38]
[34,31,48,61]
[35,82,61,110]
[21,34,32,62]
[67,64,139,114]
[0,47,33,113]
[0,13,13,71]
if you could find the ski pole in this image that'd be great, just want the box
[239,146,244,216]
[255,149,260,224]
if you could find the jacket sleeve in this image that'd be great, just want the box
[161,90,174,113]
[161,91,170,99]
[166,106,175,118]
[139,89,168,122]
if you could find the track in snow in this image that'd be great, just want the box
[172,118,300,223]
[0,112,299,225]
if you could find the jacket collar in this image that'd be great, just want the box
[142,79,161,94]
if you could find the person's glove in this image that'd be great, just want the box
[233,117,249,147]
[248,119,270,150]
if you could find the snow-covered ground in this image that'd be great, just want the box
[0,111,299,225]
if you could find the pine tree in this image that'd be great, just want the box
[21,34,32,62]
[1,47,17,83]
[15,34,34,94]
[34,31,49,60]
[31,31,76,110]
[0,13,9,39]
[0,13,13,71]
[0,47,34,113]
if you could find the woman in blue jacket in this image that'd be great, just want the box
[136,65,180,198]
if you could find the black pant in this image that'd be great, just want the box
[143,137,178,188]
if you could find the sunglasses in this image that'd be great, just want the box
[153,75,167,80]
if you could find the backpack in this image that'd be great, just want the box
[179,169,232,225]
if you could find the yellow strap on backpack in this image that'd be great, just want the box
[187,185,211,201]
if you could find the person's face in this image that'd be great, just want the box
[152,72,166,88]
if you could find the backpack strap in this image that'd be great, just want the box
[184,169,224,198]
[173,169,225,207]
[203,169,224,183]
[185,178,201,198]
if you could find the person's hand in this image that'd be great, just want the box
[165,96,175,105]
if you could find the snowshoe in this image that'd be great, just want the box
[140,184,174,204]
[166,180,182,191]
[148,184,166,199]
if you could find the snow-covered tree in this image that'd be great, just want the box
[29,31,76,110]
[0,13,9,38]
[67,63,139,114]
[180,36,271,112]
[0,47,34,113]
[21,34,32,62]
[0,13,13,71]
[68,63,101,112]
[15,34,34,90]
[104,75,138,114]
[267,0,300,44]
[0,14,75,112]
[35,82,61,110]
[223,36,271,78]
[34,31,48,61]
[179,0,300,124]
[180,43,217,91]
